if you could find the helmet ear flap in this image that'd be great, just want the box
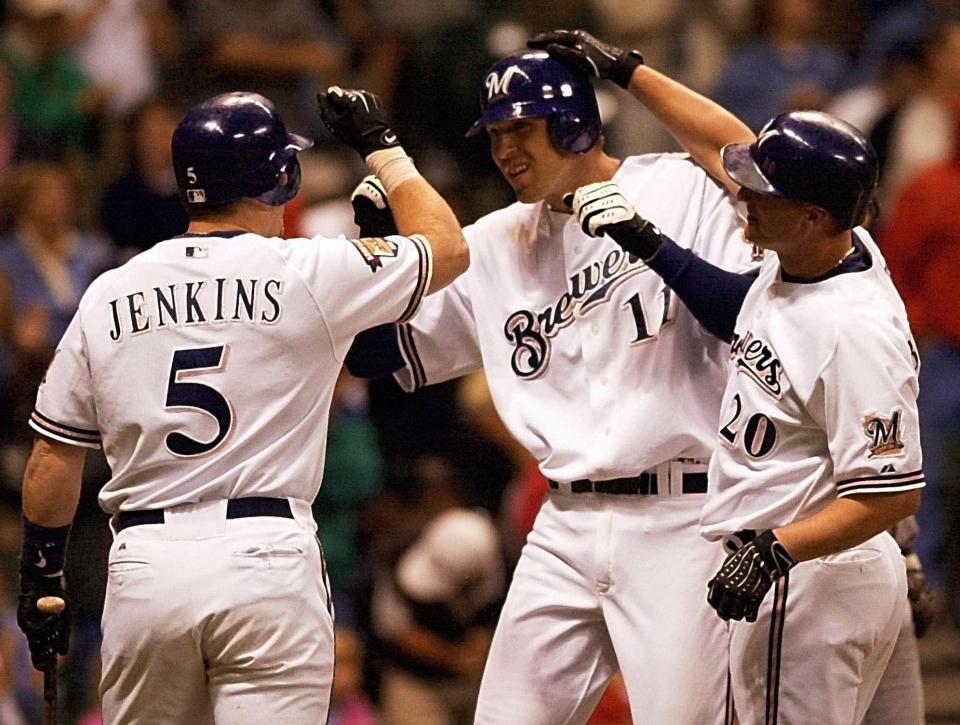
[257,153,302,206]
[548,112,600,154]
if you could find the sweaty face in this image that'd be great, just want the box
[487,117,574,204]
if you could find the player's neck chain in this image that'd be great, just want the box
[835,246,855,267]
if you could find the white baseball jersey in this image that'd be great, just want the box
[396,154,755,725]
[703,231,922,725]
[396,154,754,481]
[31,230,431,513]
[700,230,925,541]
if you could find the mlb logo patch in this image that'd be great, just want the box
[349,236,399,272]
[186,189,207,204]
[186,246,208,258]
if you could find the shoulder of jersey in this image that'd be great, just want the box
[464,202,536,246]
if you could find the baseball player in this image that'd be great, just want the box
[567,110,923,724]
[347,29,756,724]
[14,89,467,724]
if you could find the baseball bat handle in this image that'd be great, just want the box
[37,596,65,615]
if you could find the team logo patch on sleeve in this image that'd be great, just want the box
[348,237,399,272]
[863,409,904,458]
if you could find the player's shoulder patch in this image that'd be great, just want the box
[862,409,905,458]
[348,236,399,272]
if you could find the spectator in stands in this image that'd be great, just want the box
[0,161,113,469]
[98,95,187,259]
[177,0,345,135]
[712,0,851,131]
[330,628,378,725]
[881,96,960,628]
[0,0,102,160]
[312,371,385,629]
[878,14,960,210]
[369,454,504,725]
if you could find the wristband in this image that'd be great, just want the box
[366,147,421,195]
[20,518,70,578]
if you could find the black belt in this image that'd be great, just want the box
[548,471,708,495]
[114,497,293,533]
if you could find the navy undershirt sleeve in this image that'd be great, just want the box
[346,323,404,378]
[645,236,757,343]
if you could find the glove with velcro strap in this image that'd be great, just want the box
[317,86,401,160]
[566,181,664,260]
[351,175,399,237]
[707,529,797,623]
[527,29,643,88]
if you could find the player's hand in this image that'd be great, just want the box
[317,86,401,160]
[351,175,399,237]
[17,572,70,671]
[707,529,796,623]
[905,552,934,638]
[566,181,663,260]
[527,29,643,88]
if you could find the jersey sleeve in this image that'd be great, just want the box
[29,310,102,449]
[279,232,432,351]
[394,268,481,392]
[814,314,924,497]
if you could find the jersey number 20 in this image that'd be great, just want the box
[164,346,233,457]
[719,393,777,458]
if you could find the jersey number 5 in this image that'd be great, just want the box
[164,346,233,457]
[719,393,777,458]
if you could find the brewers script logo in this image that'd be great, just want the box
[503,250,674,379]
[349,237,398,272]
[485,66,530,101]
[863,409,905,458]
[730,330,782,398]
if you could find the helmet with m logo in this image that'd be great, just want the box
[466,51,601,154]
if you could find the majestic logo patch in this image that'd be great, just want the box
[349,237,398,272]
[730,330,782,398]
[863,410,905,458]
[485,66,530,100]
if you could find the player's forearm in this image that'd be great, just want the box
[626,65,754,194]
[773,490,921,563]
[21,437,87,527]
[389,176,469,293]
[643,235,753,343]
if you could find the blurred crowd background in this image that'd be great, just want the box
[0,0,958,722]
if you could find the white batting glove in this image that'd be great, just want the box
[351,175,398,237]
[566,181,636,237]
[351,175,388,210]
[565,181,664,260]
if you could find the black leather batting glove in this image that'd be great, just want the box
[527,29,643,88]
[905,552,934,638]
[566,181,663,260]
[17,571,70,671]
[317,86,401,160]
[351,175,399,237]
[707,529,796,623]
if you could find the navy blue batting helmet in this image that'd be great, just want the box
[722,111,879,229]
[466,51,601,154]
[172,92,313,207]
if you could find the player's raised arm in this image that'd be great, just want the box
[317,87,469,293]
[527,29,754,194]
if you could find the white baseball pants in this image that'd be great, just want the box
[99,499,334,725]
[474,492,731,725]
[728,532,905,725]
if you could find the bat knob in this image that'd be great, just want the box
[37,596,65,615]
